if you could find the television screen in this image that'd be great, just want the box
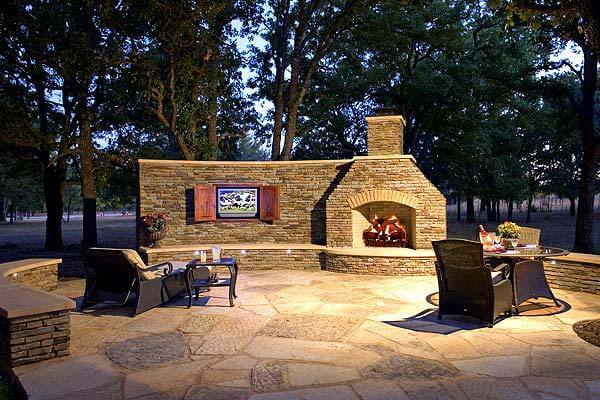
[217,187,259,219]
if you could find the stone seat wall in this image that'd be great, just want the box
[0,259,74,367]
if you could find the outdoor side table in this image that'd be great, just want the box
[184,258,238,307]
[484,246,569,314]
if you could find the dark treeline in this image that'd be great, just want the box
[0,0,598,252]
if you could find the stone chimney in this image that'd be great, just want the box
[365,107,405,156]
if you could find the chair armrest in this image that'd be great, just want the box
[148,261,173,275]
[491,263,510,280]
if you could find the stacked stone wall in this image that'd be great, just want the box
[544,259,600,295]
[6,264,58,291]
[145,248,323,271]
[139,160,346,246]
[0,311,70,367]
[324,253,436,275]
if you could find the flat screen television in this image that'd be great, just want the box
[216,187,259,219]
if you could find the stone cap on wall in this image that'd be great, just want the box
[138,154,418,166]
[547,252,600,266]
[0,259,75,319]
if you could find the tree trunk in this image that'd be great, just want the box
[495,200,501,222]
[456,195,461,221]
[574,144,599,252]
[573,41,598,253]
[466,196,475,223]
[9,203,14,223]
[42,157,67,250]
[507,200,513,221]
[479,196,486,214]
[486,199,494,222]
[79,113,98,249]
[207,56,219,161]
[269,0,289,160]
[569,198,576,217]
[0,196,5,223]
[575,0,600,55]
[526,195,533,223]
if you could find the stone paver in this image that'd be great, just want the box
[286,363,360,387]
[459,378,536,400]
[251,360,288,392]
[124,357,215,399]
[106,332,189,370]
[521,376,589,399]
[362,353,462,380]
[449,355,528,378]
[531,346,600,379]
[13,270,600,400]
[352,379,410,400]
[16,354,122,400]
[260,314,362,341]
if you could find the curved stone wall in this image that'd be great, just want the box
[323,251,436,276]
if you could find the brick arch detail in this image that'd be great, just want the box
[346,190,418,210]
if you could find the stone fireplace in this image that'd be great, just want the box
[138,108,447,275]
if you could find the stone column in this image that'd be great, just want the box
[365,115,405,156]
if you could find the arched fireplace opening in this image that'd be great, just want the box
[351,201,416,249]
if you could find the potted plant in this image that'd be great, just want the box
[140,213,167,248]
[496,221,521,250]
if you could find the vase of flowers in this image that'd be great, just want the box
[496,221,521,250]
[140,213,167,248]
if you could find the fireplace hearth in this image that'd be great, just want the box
[363,214,409,247]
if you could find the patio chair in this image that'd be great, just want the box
[432,239,513,327]
[518,227,541,245]
[81,248,188,316]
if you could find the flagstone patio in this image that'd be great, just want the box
[14,270,600,400]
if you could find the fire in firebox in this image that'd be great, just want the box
[363,214,408,247]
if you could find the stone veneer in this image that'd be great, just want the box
[366,115,405,156]
[1,311,70,367]
[138,155,446,251]
[325,254,435,275]
[7,263,58,291]
[544,254,600,295]
[138,113,446,275]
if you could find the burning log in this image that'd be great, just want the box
[363,214,409,247]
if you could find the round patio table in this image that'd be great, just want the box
[483,246,569,314]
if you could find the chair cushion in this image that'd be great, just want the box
[491,270,504,285]
[89,247,157,280]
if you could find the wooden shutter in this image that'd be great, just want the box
[194,184,216,222]
[260,185,280,221]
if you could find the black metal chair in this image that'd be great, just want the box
[432,239,514,327]
[81,248,188,316]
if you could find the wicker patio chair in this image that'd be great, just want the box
[432,239,514,327]
[81,248,188,316]
[518,227,541,245]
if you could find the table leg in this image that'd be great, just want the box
[232,263,238,298]
[184,267,193,309]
